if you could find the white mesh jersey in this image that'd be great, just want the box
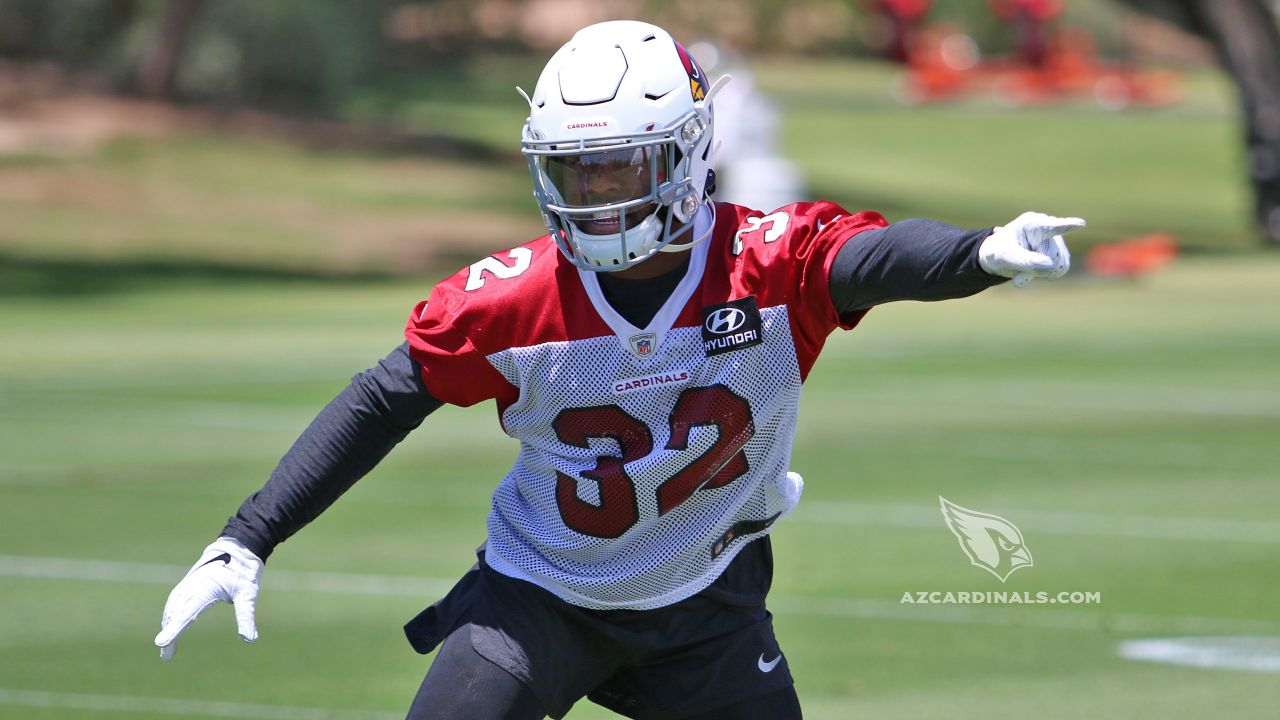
[406,201,887,610]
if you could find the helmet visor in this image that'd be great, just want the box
[543,145,666,207]
[539,145,667,236]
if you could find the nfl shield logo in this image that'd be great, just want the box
[628,333,656,357]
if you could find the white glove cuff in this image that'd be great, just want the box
[214,536,262,563]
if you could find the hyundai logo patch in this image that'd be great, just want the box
[700,296,763,357]
[705,308,746,334]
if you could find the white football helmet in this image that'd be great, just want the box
[520,21,727,271]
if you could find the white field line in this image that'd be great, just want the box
[797,501,1280,544]
[767,595,1280,636]
[991,391,1280,418]
[3,555,1279,637]
[1117,637,1280,673]
[4,399,316,433]
[0,688,400,720]
[820,378,1280,418]
[856,436,1258,472]
[0,555,456,598]
[1008,380,1280,417]
[7,369,359,392]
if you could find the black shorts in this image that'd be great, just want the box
[404,542,792,720]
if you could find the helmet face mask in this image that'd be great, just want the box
[526,121,700,270]
[520,21,723,271]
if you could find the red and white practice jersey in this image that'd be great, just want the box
[406,201,887,610]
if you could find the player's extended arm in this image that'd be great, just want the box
[154,342,443,660]
[828,212,1084,315]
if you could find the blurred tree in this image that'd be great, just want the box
[1117,0,1280,245]
[0,0,142,66]
[172,0,392,112]
[0,0,394,113]
[138,0,205,97]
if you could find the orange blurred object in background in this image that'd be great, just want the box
[1085,233,1180,277]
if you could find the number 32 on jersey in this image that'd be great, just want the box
[555,385,755,538]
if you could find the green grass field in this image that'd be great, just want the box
[2,53,1279,719]
[2,257,1278,719]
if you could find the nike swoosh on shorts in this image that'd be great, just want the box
[758,653,782,673]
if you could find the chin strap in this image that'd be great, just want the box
[657,201,716,253]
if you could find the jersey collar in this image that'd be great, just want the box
[578,205,712,359]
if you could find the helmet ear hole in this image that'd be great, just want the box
[704,169,717,197]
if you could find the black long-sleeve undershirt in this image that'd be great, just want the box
[221,219,1002,561]
[221,343,442,560]
[830,218,1003,315]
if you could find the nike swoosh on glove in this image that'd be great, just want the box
[154,536,263,661]
[979,212,1086,286]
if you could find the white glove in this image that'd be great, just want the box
[979,212,1085,287]
[154,536,263,661]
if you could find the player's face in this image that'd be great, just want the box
[544,146,667,236]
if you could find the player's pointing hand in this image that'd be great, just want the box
[155,537,263,661]
[979,212,1086,286]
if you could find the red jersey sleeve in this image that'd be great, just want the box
[721,201,888,377]
[404,268,519,408]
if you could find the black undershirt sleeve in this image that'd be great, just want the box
[221,342,443,560]
[828,218,1006,319]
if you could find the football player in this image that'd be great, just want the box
[155,20,1083,720]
